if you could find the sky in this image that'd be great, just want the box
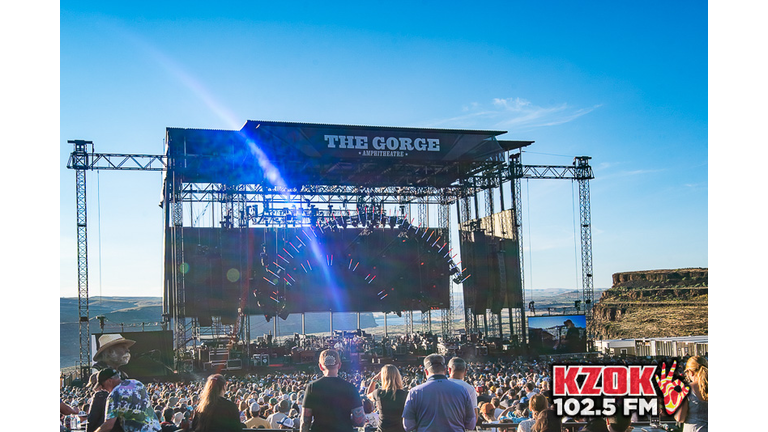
[54,1,712,304]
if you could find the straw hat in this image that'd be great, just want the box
[93,334,135,361]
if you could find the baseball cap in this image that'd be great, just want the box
[277,417,294,428]
[97,368,119,387]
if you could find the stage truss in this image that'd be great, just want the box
[67,123,594,375]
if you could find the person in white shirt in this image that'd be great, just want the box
[447,357,479,419]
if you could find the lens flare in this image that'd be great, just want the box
[226,268,240,282]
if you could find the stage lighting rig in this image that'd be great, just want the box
[400,218,411,231]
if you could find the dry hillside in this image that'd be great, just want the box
[587,268,707,339]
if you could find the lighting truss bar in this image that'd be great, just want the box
[66,152,168,171]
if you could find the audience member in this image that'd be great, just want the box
[447,357,478,421]
[517,394,547,432]
[159,408,177,432]
[675,355,708,432]
[190,374,241,432]
[367,364,407,432]
[267,399,291,429]
[93,368,161,432]
[301,349,365,432]
[86,372,109,432]
[402,354,476,432]
[605,413,632,432]
[244,403,270,429]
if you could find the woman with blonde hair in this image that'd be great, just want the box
[190,374,241,432]
[367,364,408,432]
[675,356,708,432]
[517,394,549,432]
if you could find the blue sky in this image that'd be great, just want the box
[54,1,710,301]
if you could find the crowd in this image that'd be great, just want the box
[61,342,707,432]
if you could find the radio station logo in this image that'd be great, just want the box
[551,360,690,417]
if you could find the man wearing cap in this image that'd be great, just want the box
[245,402,270,429]
[402,354,476,432]
[300,349,365,432]
[267,399,292,429]
[93,368,161,432]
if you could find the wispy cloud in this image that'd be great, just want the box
[596,167,666,181]
[427,97,601,131]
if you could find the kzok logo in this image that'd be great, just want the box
[551,364,677,417]
[553,365,656,396]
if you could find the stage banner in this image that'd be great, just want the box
[240,120,507,162]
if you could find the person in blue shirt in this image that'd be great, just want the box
[402,354,476,432]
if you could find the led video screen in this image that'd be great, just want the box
[169,226,451,318]
[527,314,587,354]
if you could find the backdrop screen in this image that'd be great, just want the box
[170,227,451,318]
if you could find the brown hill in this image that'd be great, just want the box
[587,268,708,339]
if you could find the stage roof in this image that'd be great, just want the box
[166,120,533,187]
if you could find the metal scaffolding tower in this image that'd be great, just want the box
[66,142,168,380]
[66,137,593,372]
[507,153,596,322]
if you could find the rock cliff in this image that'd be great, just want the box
[587,268,707,339]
